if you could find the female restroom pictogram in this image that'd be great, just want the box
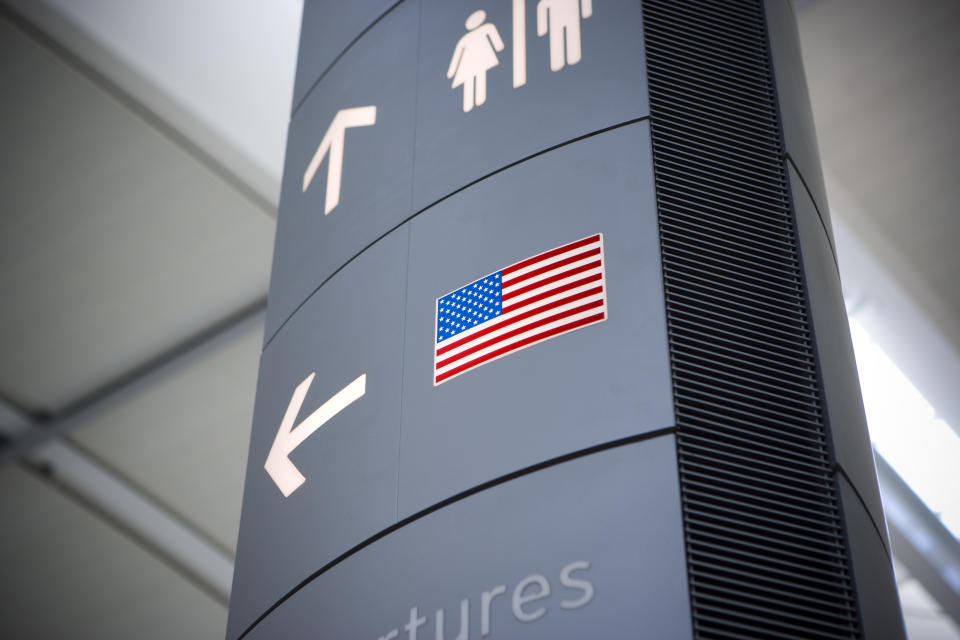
[447,10,506,112]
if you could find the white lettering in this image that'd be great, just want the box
[511,574,550,622]
[379,560,592,639]
[480,584,507,636]
[559,560,594,609]
[435,599,469,640]
[405,606,426,640]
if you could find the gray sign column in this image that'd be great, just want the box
[228,1,904,638]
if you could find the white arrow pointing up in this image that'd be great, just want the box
[302,105,377,214]
[264,372,367,497]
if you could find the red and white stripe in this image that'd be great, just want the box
[433,234,607,385]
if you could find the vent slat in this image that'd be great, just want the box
[643,0,859,636]
[675,381,824,426]
[663,212,799,257]
[670,335,819,387]
[650,0,767,31]
[662,244,802,290]
[679,440,834,487]
[683,509,849,561]
[695,591,857,634]
[666,295,815,347]
[661,229,800,274]
[687,528,850,575]
[661,191,798,238]
[682,489,840,533]
[676,411,828,458]
[693,606,854,640]
[683,479,840,526]
[673,354,818,403]
[693,575,856,616]
[654,123,782,170]
[684,511,846,556]
[662,195,798,243]
[668,324,820,381]
[688,540,851,589]
[667,275,808,322]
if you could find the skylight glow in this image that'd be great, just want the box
[849,318,960,539]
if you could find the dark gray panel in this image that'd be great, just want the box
[227,229,409,640]
[246,436,692,640]
[399,122,673,517]
[266,1,419,341]
[839,474,906,640]
[413,0,649,210]
[793,172,889,548]
[765,0,833,251]
[292,0,402,110]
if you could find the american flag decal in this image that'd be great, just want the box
[434,234,608,385]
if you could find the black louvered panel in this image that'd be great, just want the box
[641,0,860,637]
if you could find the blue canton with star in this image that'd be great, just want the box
[437,272,503,344]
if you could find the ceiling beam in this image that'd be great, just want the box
[21,439,235,605]
[0,297,266,466]
[2,388,237,605]
[0,1,280,217]
[0,297,267,607]
[877,454,960,628]
[831,176,960,440]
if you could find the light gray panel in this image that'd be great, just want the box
[0,465,226,640]
[6,0,298,202]
[839,474,906,640]
[0,16,273,412]
[399,122,673,517]
[292,0,401,110]
[266,1,418,341]
[228,229,409,640]
[244,436,691,640]
[413,0,648,210]
[765,0,832,248]
[792,169,889,547]
[68,317,263,553]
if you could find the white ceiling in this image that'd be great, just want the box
[796,0,960,350]
[0,2,293,635]
[0,13,274,412]
[4,0,301,205]
[0,0,957,638]
[0,464,227,639]
[67,316,263,553]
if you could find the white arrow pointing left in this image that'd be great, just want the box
[264,372,367,497]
